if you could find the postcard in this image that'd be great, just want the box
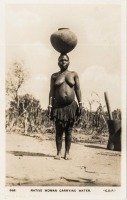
[0,0,126,199]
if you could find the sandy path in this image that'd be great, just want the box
[6,133,121,186]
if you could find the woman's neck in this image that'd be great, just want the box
[59,69,68,74]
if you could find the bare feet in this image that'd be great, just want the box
[54,154,61,160]
[64,153,72,160]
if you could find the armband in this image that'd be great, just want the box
[48,105,52,108]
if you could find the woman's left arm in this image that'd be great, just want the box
[74,72,82,103]
[74,72,83,115]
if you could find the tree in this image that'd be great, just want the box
[6,60,28,107]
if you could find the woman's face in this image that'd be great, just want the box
[58,55,70,71]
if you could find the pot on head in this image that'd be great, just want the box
[50,28,78,54]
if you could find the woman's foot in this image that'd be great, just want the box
[64,153,72,160]
[54,153,61,160]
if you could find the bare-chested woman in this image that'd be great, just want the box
[48,54,82,160]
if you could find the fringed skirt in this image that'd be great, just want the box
[51,100,79,125]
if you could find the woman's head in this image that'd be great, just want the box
[58,54,70,71]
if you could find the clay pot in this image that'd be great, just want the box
[50,28,78,54]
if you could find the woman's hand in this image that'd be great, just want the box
[78,103,83,116]
[48,106,52,119]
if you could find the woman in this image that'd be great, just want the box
[48,54,82,160]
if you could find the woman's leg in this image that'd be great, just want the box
[64,122,73,160]
[55,121,64,159]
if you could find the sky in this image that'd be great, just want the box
[6,3,122,111]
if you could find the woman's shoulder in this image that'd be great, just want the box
[51,72,59,79]
[68,70,78,76]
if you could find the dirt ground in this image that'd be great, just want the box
[6,132,121,186]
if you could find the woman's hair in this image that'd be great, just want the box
[58,54,69,61]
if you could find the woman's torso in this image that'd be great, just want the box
[53,71,75,106]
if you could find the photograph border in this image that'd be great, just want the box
[0,0,126,199]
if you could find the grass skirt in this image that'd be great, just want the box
[51,100,78,124]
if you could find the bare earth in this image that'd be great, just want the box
[6,132,121,186]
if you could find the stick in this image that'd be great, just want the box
[104,92,113,120]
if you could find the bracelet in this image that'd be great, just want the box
[48,105,52,108]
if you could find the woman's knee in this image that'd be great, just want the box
[65,123,73,134]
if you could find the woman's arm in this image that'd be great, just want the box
[49,74,55,106]
[74,72,83,115]
[48,74,55,118]
[74,72,82,104]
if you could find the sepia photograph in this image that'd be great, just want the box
[0,0,126,199]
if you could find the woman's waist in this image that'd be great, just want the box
[54,93,75,104]
[53,98,77,108]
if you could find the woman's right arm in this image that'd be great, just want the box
[48,74,55,118]
[49,74,55,106]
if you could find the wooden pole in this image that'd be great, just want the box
[104,92,113,120]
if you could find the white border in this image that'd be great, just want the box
[0,0,126,200]
[3,0,125,4]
